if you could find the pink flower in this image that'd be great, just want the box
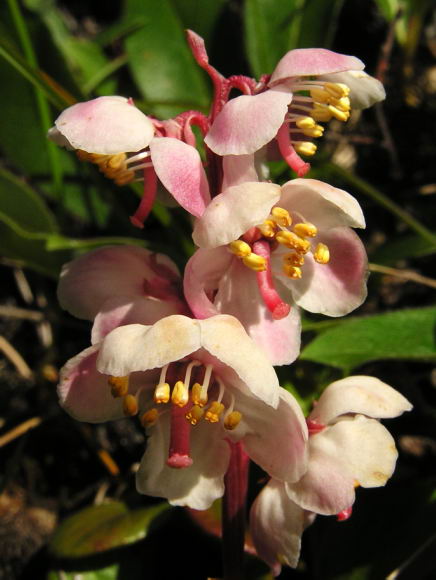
[59,315,308,510]
[185,178,367,365]
[250,376,412,574]
[48,96,210,222]
[205,48,385,175]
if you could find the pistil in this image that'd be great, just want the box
[167,402,193,469]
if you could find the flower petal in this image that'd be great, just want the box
[205,90,293,155]
[310,375,413,425]
[214,258,301,365]
[51,96,154,154]
[280,178,365,229]
[221,154,259,189]
[250,479,306,573]
[136,413,230,509]
[280,227,368,316]
[198,315,280,407]
[192,182,281,248]
[269,48,364,86]
[97,316,201,377]
[319,70,386,109]
[150,137,210,217]
[57,245,179,321]
[236,388,308,482]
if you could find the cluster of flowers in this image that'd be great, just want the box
[49,31,411,574]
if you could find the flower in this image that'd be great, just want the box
[185,178,367,365]
[58,315,308,510]
[48,96,210,221]
[205,48,385,175]
[249,376,412,574]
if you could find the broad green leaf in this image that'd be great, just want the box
[170,0,226,43]
[123,0,209,118]
[370,234,436,263]
[295,0,345,48]
[301,307,436,371]
[49,501,169,558]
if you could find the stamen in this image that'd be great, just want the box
[172,380,189,407]
[154,383,170,404]
[299,124,324,138]
[283,265,302,279]
[205,401,225,423]
[293,222,318,238]
[313,242,330,264]
[257,219,277,238]
[242,252,267,272]
[140,408,159,427]
[123,394,138,416]
[271,207,292,227]
[191,382,208,407]
[223,393,242,430]
[229,240,251,257]
[294,142,317,156]
[327,104,350,122]
[295,116,316,130]
[275,231,311,253]
[324,82,350,99]
[185,405,204,425]
[108,375,129,398]
[199,364,214,405]
[167,403,193,469]
[283,252,305,266]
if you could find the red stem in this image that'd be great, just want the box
[253,240,291,320]
[129,165,157,228]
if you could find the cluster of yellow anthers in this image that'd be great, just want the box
[229,206,330,280]
[76,150,150,186]
[108,360,242,431]
[288,81,351,157]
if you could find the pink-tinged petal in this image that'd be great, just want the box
[280,179,365,229]
[149,137,210,217]
[269,49,364,86]
[281,227,368,316]
[310,376,413,425]
[97,317,201,377]
[192,182,281,248]
[51,96,155,154]
[199,315,280,408]
[319,70,386,109]
[204,90,293,155]
[58,345,124,423]
[235,389,308,482]
[91,295,184,344]
[250,479,305,573]
[221,154,259,189]
[214,258,301,365]
[285,434,356,515]
[184,247,233,319]
[57,245,179,321]
[136,412,230,509]
[320,416,398,488]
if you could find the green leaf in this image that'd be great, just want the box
[48,565,119,580]
[295,0,345,48]
[170,0,226,43]
[370,234,436,264]
[123,0,209,118]
[49,501,169,558]
[301,307,436,371]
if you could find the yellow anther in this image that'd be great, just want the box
[258,219,277,238]
[310,88,330,104]
[328,105,350,122]
[229,240,251,258]
[185,405,204,426]
[294,142,317,156]
[242,253,267,272]
[283,265,303,279]
[224,411,242,430]
[283,252,305,266]
[333,96,350,112]
[324,82,350,99]
[313,243,330,264]
[154,382,170,404]
[353,479,360,488]
[108,375,129,398]
[311,104,333,122]
[275,231,311,253]
[123,394,138,417]
[300,124,324,138]
[107,153,127,170]
[171,380,189,407]
[293,222,318,238]
[205,401,225,423]
[140,408,159,428]
[114,171,135,185]
[271,207,292,227]
[191,382,208,407]
[76,150,93,162]
[295,116,316,130]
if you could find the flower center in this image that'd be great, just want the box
[285,80,351,157]
[107,360,242,469]
[76,149,152,185]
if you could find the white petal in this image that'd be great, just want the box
[192,182,281,248]
[311,375,413,425]
[221,154,259,189]
[97,316,201,376]
[250,479,305,573]
[136,413,230,509]
[319,70,386,109]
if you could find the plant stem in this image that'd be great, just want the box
[222,442,249,580]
